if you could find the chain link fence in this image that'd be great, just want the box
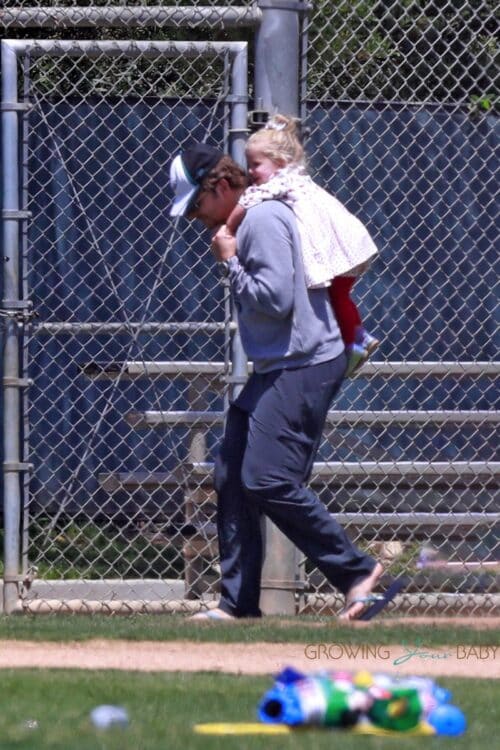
[2,1,499,616]
[300,0,499,615]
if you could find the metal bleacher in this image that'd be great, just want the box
[81,358,500,601]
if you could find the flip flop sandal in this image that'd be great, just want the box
[338,577,408,621]
[338,593,386,619]
[357,577,409,621]
[189,608,235,622]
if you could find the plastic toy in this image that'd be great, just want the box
[257,668,467,736]
[258,667,370,727]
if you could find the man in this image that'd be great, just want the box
[169,142,389,621]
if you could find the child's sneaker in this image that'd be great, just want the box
[345,343,368,377]
[360,330,380,357]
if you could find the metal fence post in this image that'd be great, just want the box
[228,43,250,405]
[254,0,303,615]
[1,41,23,614]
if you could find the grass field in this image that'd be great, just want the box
[0,670,497,749]
[0,614,498,749]
[0,613,498,646]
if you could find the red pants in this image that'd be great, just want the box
[328,276,362,347]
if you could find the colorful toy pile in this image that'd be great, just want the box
[258,667,467,736]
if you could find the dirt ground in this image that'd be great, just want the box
[1,618,499,679]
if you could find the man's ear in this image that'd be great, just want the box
[214,177,230,196]
[215,177,238,207]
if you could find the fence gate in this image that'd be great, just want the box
[1,36,249,613]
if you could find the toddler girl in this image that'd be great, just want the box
[225,114,379,376]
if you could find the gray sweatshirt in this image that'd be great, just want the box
[226,200,344,373]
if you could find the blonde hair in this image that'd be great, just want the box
[246,114,306,168]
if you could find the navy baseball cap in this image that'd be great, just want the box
[169,143,224,216]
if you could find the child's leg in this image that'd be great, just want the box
[225,203,246,236]
[329,276,379,376]
[328,276,361,347]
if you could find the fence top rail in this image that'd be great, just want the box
[2,38,248,59]
[2,6,262,30]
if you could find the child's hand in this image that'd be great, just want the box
[211,224,237,261]
[225,204,246,236]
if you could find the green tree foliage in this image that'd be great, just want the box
[307,0,498,105]
[3,1,497,106]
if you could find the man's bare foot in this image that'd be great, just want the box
[338,562,384,621]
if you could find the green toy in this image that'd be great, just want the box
[368,686,424,732]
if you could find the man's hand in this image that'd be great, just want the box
[211,224,237,261]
